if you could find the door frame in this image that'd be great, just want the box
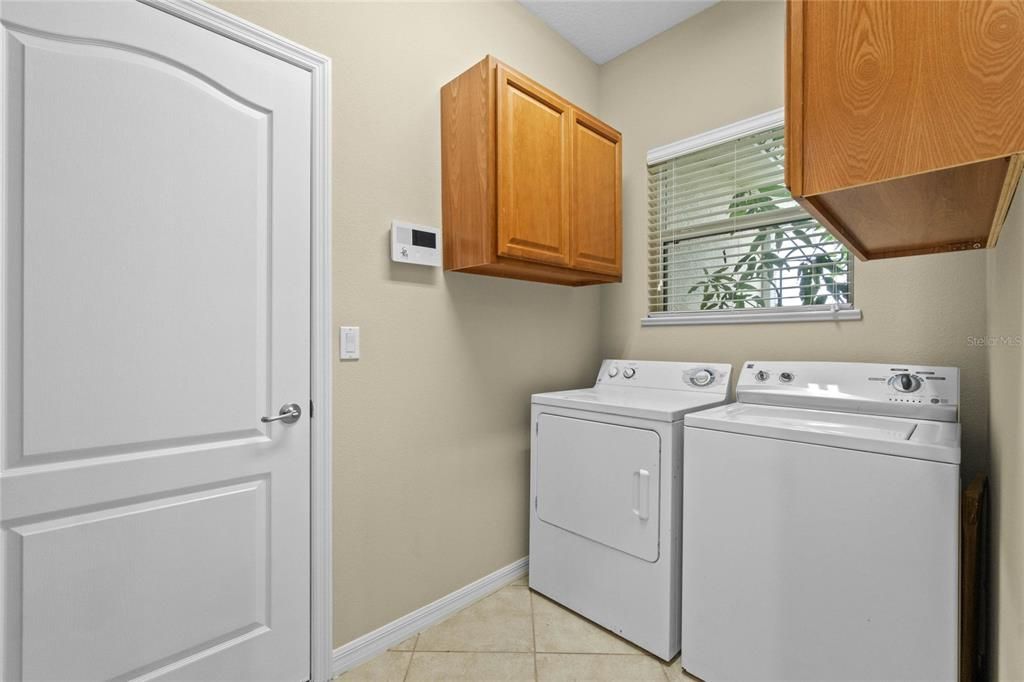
[135,1,334,679]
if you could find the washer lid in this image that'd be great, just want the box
[533,386,729,422]
[685,403,960,465]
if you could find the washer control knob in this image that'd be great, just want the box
[623,367,636,379]
[754,370,770,382]
[690,369,714,387]
[889,373,922,393]
[779,372,794,383]
[607,366,619,378]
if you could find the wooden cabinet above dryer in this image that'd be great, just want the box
[441,56,622,285]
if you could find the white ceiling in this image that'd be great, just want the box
[519,1,720,65]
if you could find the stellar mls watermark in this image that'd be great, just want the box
[967,335,1024,347]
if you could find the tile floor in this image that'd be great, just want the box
[337,576,698,682]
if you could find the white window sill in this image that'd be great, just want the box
[642,307,862,327]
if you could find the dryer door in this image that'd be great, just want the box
[536,414,661,562]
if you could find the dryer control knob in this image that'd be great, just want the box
[623,367,636,379]
[607,366,619,378]
[779,372,794,383]
[754,370,770,382]
[690,369,714,387]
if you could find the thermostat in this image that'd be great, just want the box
[391,220,441,267]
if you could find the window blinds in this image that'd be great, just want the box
[647,124,853,317]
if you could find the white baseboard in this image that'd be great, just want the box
[331,556,529,677]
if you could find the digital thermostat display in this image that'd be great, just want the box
[391,220,441,267]
[411,230,436,249]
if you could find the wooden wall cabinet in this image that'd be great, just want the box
[786,0,1024,260]
[441,56,622,285]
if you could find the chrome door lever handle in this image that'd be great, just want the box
[261,402,302,424]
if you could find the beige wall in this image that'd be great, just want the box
[596,0,991,480]
[216,0,1014,662]
[214,0,603,647]
[987,186,1024,680]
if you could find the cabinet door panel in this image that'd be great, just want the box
[497,65,571,266]
[799,0,1024,196]
[571,111,621,276]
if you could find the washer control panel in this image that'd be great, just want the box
[737,361,960,422]
[596,359,731,393]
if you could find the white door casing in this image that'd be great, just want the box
[0,1,332,679]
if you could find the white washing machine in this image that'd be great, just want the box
[681,361,960,681]
[529,359,732,660]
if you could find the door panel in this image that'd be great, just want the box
[14,480,269,681]
[0,2,311,680]
[9,28,271,464]
[571,112,621,276]
[536,414,660,562]
[496,65,571,266]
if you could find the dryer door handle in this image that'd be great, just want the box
[632,469,651,521]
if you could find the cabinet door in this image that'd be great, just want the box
[570,110,621,276]
[792,0,1024,197]
[496,64,572,266]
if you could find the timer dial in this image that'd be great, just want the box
[889,373,922,393]
[690,369,714,387]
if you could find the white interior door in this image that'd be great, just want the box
[1,2,312,679]
[535,414,661,562]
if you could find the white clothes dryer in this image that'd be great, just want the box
[529,359,732,660]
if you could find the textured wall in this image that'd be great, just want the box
[213,0,604,647]
[987,185,1024,681]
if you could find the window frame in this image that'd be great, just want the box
[642,109,861,327]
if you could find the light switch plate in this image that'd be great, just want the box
[340,326,360,360]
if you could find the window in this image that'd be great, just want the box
[645,111,859,326]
